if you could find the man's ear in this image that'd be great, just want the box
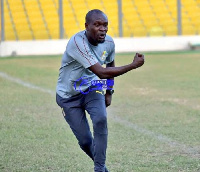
[85,23,89,31]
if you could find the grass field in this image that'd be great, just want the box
[0,51,200,172]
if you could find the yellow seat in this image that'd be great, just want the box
[102,0,118,36]
[86,0,103,10]
[7,0,32,40]
[40,0,59,39]
[149,26,164,36]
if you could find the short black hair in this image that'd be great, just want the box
[85,9,104,24]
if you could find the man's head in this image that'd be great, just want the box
[85,9,108,46]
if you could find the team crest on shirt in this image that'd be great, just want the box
[101,51,108,61]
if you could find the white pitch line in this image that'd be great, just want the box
[1,71,199,159]
[0,72,54,96]
[109,114,200,159]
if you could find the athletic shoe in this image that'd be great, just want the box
[105,167,109,172]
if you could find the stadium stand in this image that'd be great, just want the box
[2,0,200,40]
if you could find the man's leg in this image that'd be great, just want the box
[84,91,108,172]
[56,93,109,172]
[56,94,95,160]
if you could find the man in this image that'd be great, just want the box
[56,9,144,172]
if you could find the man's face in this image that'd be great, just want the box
[85,13,108,45]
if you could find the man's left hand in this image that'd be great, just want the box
[105,93,112,107]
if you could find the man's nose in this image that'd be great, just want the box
[99,25,107,31]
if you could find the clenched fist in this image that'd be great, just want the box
[132,53,145,69]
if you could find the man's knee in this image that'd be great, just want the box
[79,135,93,148]
[93,115,108,134]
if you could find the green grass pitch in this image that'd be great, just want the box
[0,51,200,172]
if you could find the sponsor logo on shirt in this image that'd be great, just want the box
[101,51,108,61]
[74,76,114,95]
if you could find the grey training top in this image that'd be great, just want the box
[56,31,115,99]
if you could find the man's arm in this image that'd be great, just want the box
[106,59,115,85]
[105,60,115,107]
[88,53,144,79]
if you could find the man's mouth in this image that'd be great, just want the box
[99,34,106,40]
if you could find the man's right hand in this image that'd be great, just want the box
[132,53,145,69]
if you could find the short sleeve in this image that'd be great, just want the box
[104,39,115,64]
[105,49,115,64]
[66,33,98,68]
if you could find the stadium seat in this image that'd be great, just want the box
[165,0,177,19]
[86,0,103,10]
[71,0,88,31]
[4,2,16,40]
[63,2,81,38]
[197,0,200,5]
[122,0,147,37]
[6,0,32,40]
[182,13,197,35]
[181,0,200,35]
[24,0,49,39]
[101,0,119,36]
[149,26,164,36]
[40,0,59,39]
